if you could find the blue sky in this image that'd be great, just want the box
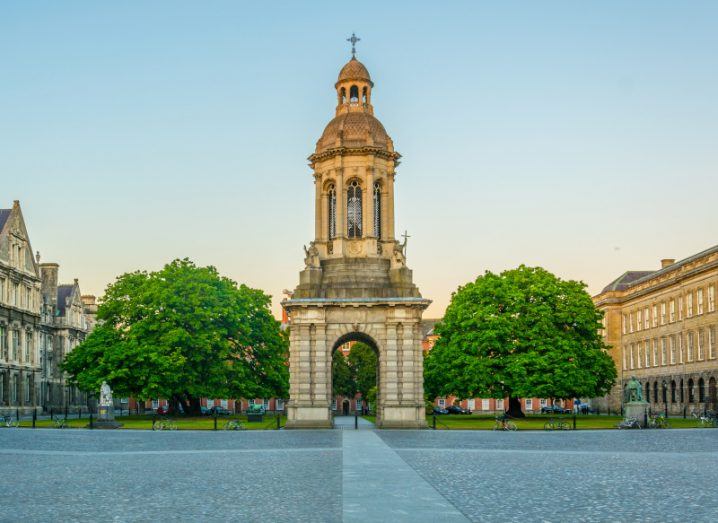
[2,1,716,318]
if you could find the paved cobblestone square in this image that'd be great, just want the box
[1,428,716,522]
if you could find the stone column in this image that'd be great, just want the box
[364,167,374,238]
[336,169,345,238]
[386,172,395,240]
[314,173,322,241]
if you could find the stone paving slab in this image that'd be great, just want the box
[342,430,467,522]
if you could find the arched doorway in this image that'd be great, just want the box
[709,377,717,409]
[331,332,380,425]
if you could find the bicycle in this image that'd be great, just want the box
[647,414,670,429]
[152,418,178,431]
[698,415,717,428]
[544,417,570,431]
[617,417,641,429]
[53,418,67,429]
[2,416,20,428]
[493,416,518,431]
[223,419,245,431]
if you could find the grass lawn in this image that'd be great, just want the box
[426,414,704,430]
[18,414,286,430]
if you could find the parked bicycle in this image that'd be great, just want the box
[617,417,641,429]
[223,419,245,431]
[647,414,670,429]
[493,415,518,431]
[152,418,178,431]
[2,416,20,428]
[53,418,67,429]
[698,414,717,428]
[544,417,571,431]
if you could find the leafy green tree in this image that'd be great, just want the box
[332,350,355,397]
[63,259,288,414]
[348,342,377,399]
[424,266,616,417]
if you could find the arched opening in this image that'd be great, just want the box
[671,380,676,403]
[362,86,367,103]
[350,85,359,103]
[340,87,347,104]
[653,382,659,403]
[709,377,717,408]
[331,332,380,425]
[346,180,362,238]
[662,381,667,404]
[645,382,650,403]
[698,377,706,403]
[688,378,695,403]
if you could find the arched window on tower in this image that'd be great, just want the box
[350,85,359,103]
[347,180,362,238]
[373,182,381,238]
[340,88,346,104]
[362,86,367,104]
[328,184,336,239]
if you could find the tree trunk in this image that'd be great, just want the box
[184,395,201,416]
[506,396,525,418]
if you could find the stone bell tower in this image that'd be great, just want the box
[283,38,430,429]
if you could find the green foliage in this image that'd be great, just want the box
[332,351,355,397]
[424,265,616,402]
[63,259,288,406]
[348,342,377,398]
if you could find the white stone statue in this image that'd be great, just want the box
[100,381,113,408]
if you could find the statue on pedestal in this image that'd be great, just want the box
[92,381,122,429]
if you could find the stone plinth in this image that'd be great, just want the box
[90,406,123,429]
[624,401,649,427]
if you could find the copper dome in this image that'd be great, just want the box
[315,112,390,154]
[336,57,373,86]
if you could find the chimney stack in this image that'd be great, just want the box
[661,258,675,269]
[39,263,59,303]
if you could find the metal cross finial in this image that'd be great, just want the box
[347,32,360,58]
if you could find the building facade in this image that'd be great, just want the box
[282,47,430,428]
[593,245,718,414]
[0,200,95,415]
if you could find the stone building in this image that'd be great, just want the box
[0,201,43,415]
[0,200,94,415]
[593,245,718,414]
[282,46,430,428]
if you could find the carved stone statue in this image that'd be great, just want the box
[100,381,113,407]
[625,376,643,403]
[392,242,406,267]
[303,242,320,268]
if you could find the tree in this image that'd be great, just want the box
[332,350,355,397]
[424,266,616,417]
[348,342,377,400]
[63,259,288,414]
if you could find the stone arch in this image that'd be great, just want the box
[709,377,717,409]
[330,328,382,422]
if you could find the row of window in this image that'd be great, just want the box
[0,277,38,312]
[327,181,382,240]
[623,327,717,370]
[0,326,36,364]
[622,285,716,334]
[0,372,33,404]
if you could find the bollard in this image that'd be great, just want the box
[213,415,217,431]
[644,410,648,427]
[665,404,668,418]
[64,406,68,420]
[276,416,280,430]
[432,414,436,430]
[683,406,686,419]
[573,414,577,430]
[89,413,93,429]
[16,408,19,421]
[50,408,54,421]
[78,408,81,419]
[32,410,36,429]
[354,414,358,430]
